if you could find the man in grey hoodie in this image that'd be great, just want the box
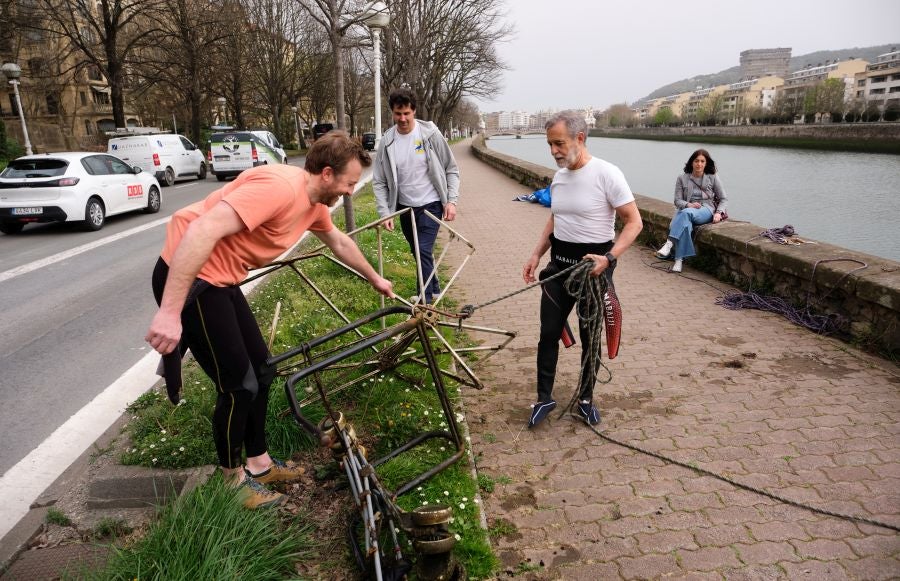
[373,87,460,304]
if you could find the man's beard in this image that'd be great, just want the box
[321,190,343,206]
[554,146,580,168]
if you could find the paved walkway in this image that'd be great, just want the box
[447,140,900,580]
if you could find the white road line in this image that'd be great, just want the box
[0,172,374,542]
[0,351,159,540]
[0,216,170,284]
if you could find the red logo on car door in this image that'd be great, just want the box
[127,184,144,198]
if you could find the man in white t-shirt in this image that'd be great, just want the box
[373,88,460,304]
[522,111,643,428]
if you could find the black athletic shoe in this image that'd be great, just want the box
[528,400,557,428]
[577,401,601,426]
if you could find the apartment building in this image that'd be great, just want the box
[781,58,867,105]
[1,4,140,152]
[740,48,791,81]
[853,48,900,117]
[722,75,785,123]
[681,85,727,121]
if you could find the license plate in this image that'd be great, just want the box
[214,155,230,161]
[13,207,42,215]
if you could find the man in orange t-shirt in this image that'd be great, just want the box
[146,131,394,508]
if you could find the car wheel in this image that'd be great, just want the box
[144,186,161,214]
[162,166,175,187]
[0,222,25,235]
[216,174,226,182]
[198,163,207,180]
[83,197,105,231]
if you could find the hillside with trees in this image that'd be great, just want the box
[641,43,898,101]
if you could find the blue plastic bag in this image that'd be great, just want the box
[532,186,551,207]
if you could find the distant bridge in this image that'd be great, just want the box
[484,129,545,137]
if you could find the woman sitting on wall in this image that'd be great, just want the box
[656,148,728,272]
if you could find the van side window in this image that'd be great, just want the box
[179,136,195,150]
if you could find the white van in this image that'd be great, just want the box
[208,130,287,181]
[108,134,207,186]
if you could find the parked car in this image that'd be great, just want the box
[362,132,376,151]
[0,152,161,234]
[207,130,287,182]
[312,123,334,141]
[107,133,206,187]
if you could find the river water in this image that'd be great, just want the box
[485,135,900,262]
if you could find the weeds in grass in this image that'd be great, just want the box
[478,473,495,494]
[488,518,517,538]
[86,475,313,580]
[46,508,71,527]
[92,518,132,540]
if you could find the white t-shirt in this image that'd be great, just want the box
[551,156,634,243]
[393,123,440,207]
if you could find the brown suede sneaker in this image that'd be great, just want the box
[247,458,305,486]
[235,476,286,509]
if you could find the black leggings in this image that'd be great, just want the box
[152,258,272,468]
[536,237,612,403]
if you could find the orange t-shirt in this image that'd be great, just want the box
[161,164,333,286]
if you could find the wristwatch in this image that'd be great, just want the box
[604,252,617,268]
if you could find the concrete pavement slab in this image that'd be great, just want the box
[447,139,900,579]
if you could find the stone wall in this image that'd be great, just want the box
[591,124,900,154]
[472,134,900,354]
[3,118,79,152]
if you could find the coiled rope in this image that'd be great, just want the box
[559,262,613,414]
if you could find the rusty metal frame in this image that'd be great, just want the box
[271,306,464,498]
[243,208,516,401]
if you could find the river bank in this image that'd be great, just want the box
[590,123,900,154]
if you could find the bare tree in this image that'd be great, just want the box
[132,0,230,143]
[296,0,371,131]
[297,49,337,128]
[382,0,512,129]
[344,46,373,136]
[241,0,312,143]
[35,0,161,128]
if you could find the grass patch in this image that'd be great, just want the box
[119,185,497,578]
[85,475,313,580]
[478,473,495,494]
[92,518,132,540]
[46,507,71,527]
[488,518,517,539]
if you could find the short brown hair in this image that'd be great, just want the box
[388,87,417,111]
[304,130,371,175]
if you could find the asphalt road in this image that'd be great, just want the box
[0,158,314,476]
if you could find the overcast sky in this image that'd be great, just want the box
[473,0,900,114]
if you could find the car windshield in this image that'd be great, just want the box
[1,159,69,178]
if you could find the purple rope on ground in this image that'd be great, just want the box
[716,289,843,335]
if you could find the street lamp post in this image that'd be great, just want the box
[216,96,226,126]
[364,1,390,150]
[2,63,33,155]
[291,106,301,149]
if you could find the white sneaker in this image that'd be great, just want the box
[656,240,673,258]
[672,259,683,273]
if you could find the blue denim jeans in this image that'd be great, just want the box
[668,207,712,260]
[398,200,443,303]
